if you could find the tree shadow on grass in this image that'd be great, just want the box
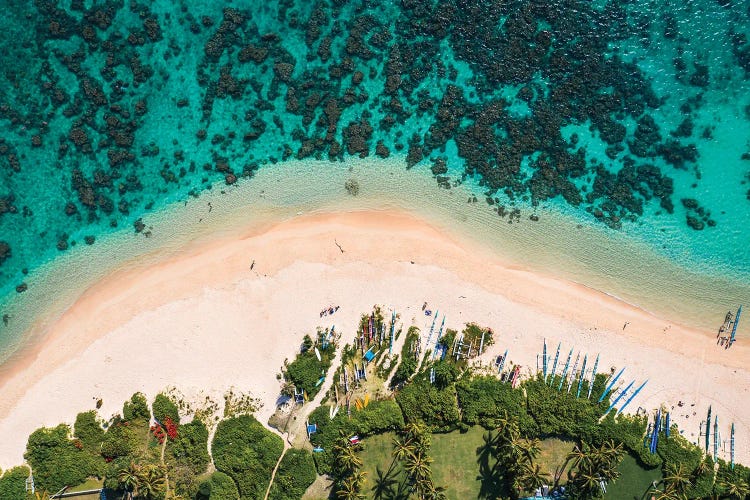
[476,430,506,499]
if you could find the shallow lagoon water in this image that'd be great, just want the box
[0,0,749,360]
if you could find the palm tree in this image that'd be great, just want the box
[336,475,364,500]
[404,450,433,481]
[335,444,363,474]
[430,484,448,500]
[520,437,542,463]
[650,486,685,500]
[372,466,399,500]
[393,436,416,463]
[720,476,750,499]
[137,464,166,500]
[520,463,551,494]
[574,469,603,498]
[118,461,141,499]
[558,443,587,486]
[663,463,692,496]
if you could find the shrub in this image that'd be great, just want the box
[523,377,602,437]
[390,326,420,387]
[152,393,180,425]
[268,449,317,500]
[456,375,529,429]
[170,418,210,473]
[123,392,150,422]
[461,323,494,356]
[284,331,335,399]
[212,415,283,499]
[198,471,240,499]
[396,380,460,432]
[73,411,105,451]
[0,466,31,500]
[431,359,460,389]
[25,424,100,492]
[100,419,138,460]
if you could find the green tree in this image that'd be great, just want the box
[0,466,31,500]
[197,471,239,499]
[720,476,750,500]
[663,462,692,497]
[267,449,316,500]
[25,424,98,492]
[118,462,141,500]
[212,414,283,499]
[73,411,105,452]
[137,464,166,499]
[123,393,151,422]
[151,393,179,425]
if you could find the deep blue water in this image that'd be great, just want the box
[1,0,749,325]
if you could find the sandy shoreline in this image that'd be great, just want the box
[0,209,748,469]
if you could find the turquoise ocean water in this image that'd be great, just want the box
[0,0,749,362]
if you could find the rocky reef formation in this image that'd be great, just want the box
[0,0,743,290]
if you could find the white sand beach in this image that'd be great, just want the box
[0,209,747,470]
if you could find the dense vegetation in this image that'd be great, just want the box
[152,392,180,424]
[390,326,421,388]
[267,449,317,500]
[212,414,284,500]
[24,423,102,492]
[283,329,337,400]
[197,471,240,499]
[0,466,31,500]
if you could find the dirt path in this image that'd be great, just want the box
[263,440,290,500]
[264,338,348,498]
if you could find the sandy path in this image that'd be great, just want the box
[0,210,747,470]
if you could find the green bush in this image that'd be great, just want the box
[212,414,283,499]
[73,411,105,451]
[168,418,211,498]
[170,418,210,472]
[100,419,139,460]
[390,327,420,387]
[456,375,529,429]
[198,471,240,499]
[24,424,100,492]
[102,456,130,490]
[309,400,404,474]
[396,380,460,432]
[123,392,151,422]
[460,323,493,356]
[523,377,602,437]
[285,333,336,400]
[0,466,31,500]
[152,393,180,424]
[268,449,317,500]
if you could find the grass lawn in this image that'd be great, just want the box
[363,430,487,499]
[605,453,662,500]
[535,437,574,482]
[357,429,660,499]
[66,477,104,499]
[360,427,569,499]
